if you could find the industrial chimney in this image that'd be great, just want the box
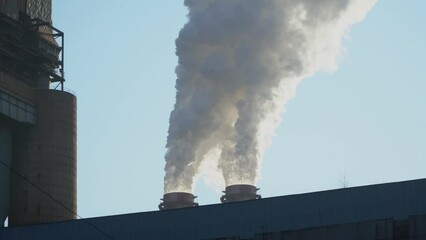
[159,192,199,210]
[221,184,261,203]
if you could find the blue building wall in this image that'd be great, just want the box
[1,178,426,240]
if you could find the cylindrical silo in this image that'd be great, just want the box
[0,121,12,227]
[9,89,77,226]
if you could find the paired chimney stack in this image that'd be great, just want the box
[159,184,261,210]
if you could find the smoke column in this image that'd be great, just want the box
[164,0,377,193]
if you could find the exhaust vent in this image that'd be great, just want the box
[221,184,261,203]
[159,192,198,210]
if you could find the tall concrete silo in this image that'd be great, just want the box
[1,0,77,226]
[9,89,77,226]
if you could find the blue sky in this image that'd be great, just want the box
[53,1,425,218]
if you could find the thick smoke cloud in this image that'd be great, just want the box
[164,0,377,193]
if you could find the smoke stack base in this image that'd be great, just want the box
[159,192,198,210]
[221,184,261,203]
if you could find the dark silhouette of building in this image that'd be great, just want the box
[0,0,77,227]
[0,178,425,240]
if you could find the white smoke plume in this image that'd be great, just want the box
[164,0,377,193]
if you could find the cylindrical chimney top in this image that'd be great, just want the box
[220,184,261,203]
[159,192,198,210]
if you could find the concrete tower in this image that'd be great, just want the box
[0,0,77,226]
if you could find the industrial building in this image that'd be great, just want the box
[0,178,425,239]
[0,0,77,227]
[1,1,426,240]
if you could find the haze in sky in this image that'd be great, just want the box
[53,0,425,218]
